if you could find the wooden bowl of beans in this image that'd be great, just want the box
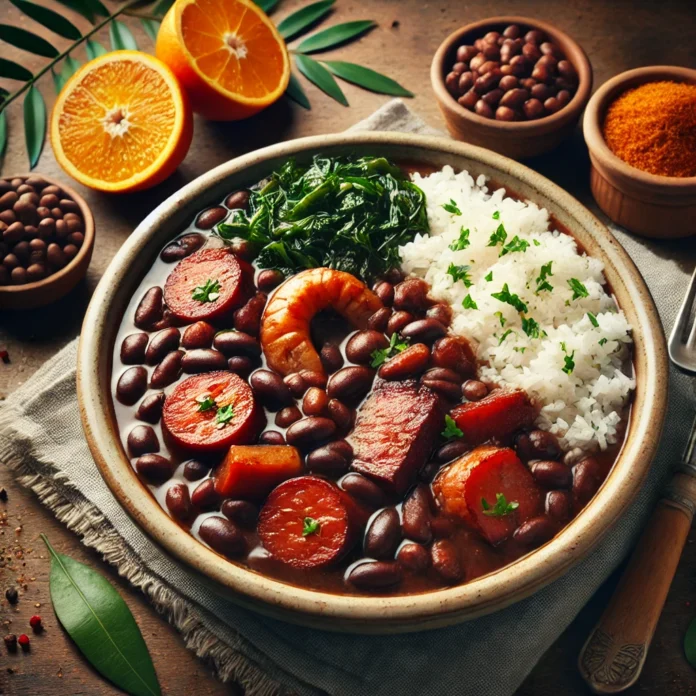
[0,174,94,310]
[431,17,592,160]
[583,65,696,239]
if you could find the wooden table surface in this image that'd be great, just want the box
[1,0,695,693]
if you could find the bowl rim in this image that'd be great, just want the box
[430,15,593,131]
[0,173,95,296]
[77,131,668,631]
[583,65,696,191]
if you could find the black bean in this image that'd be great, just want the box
[221,499,258,528]
[327,366,374,406]
[437,440,468,463]
[196,206,227,229]
[199,516,246,557]
[421,378,461,401]
[283,372,308,398]
[546,490,572,522]
[135,454,173,485]
[516,429,562,461]
[364,508,401,559]
[120,333,148,365]
[258,430,286,445]
[423,367,461,384]
[233,293,266,337]
[116,366,148,405]
[367,307,391,332]
[285,417,336,450]
[303,387,329,416]
[257,269,284,292]
[386,310,414,337]
[431,539,463,583]
[530,460,572,489]
[397,543,430,573]
[345,330,388,365]
[402,484,432,543]
[250,369,294,410]
[320,343,344,373]
[213,330,261,358]
[426,303,452,327]
[160,233,205,263]
[348,561,402,590]
[150,350,184,388]
[513,516,555,547]
[327,398,354,431]
[136,392,165,424]
[462,379,488,401]
[373,281,394,306]
[191,479,220,510]
[340,473,384,509]
[127,425,159,457]
[572,457,602,505]
[181,348,228,374]
[181,321,216,349]
[393,278,429,311]
[275,405,302,428]
[227,356,254,378]
[166,483,193,522]
[134,287,164,329]
[145,327,181,366]
[224,190,250,210]
[183,459,209,481]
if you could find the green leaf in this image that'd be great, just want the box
[141,18,160,41]
[61,55,81,83]
[0,57,33,81]
[323,60,413,97]
[0,24,59,58]
[152,0,175,16]
[0,110,7,161]
[441,414,463,440]
[42,535,161,696]
[52,67,66,94]
[85,39,108,61]
[23,85,46,169]
[295,54,347,106]
[302,517,320,536]
[295,20,374,53]
[110,19,138,50]
[277,0,334,41]
[254,0,281,12]
[9,0,82,40]
[285,71,311,109]
[54,0,107,23]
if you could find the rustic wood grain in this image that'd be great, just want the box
[1,0,696,694]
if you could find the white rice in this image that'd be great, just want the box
[399,166,634,452]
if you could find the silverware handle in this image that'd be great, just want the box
[578,472,696,694]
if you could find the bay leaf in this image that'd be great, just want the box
[323,61,413,97]
[23,85,46,169]
[42,535,161,696]
[277,0,334,41]
[295,54,347,106]
[295,20,375,54]
[286,71,311,109]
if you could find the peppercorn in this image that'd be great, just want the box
[5,587,18,604]
[17,634,30,651]
[29,615,42,632]
[4,634,17,652]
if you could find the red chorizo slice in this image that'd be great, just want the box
[434,445,542,545]
[162,371,264,452]
[163,248,246,322]
[349,381,444,496]
[450,388,537,445]
[258,476,360,569]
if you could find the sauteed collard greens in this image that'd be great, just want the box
[215,156,428,282]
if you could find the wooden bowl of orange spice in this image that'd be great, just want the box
[583,66,696,239]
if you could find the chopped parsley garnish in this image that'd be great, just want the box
[447,263,473,287]
[568,278,589,301]
[487,223,507,247]
[521,316,541,339]
[485,271,493,282]
[462,294,478,310]
[499,235,530,257]
[481,493,519,517]
[599,337,608,346]
[449,227,470,251]
[491,283,527,313]
[442,199,462,215]
[498,329,515,345]
[535,262,554,294]
[215,404,235,427]
[532,239,541,247]
[587,312,599,327]
[514,347,526,353]
[192,278,221,303]
[494,311,505,326]
[492,211,500,220]
[370,332,408,367]
[441,415,464,440]
[560,342,576,374]
[196,395,216,412]
[302,517,320,537]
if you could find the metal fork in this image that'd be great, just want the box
[579,267,696,694]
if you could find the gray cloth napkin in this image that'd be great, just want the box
[1,99,694,696]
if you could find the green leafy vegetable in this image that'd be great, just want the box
[561,343,575,374]
[535,262,554,294]
[447,263,472,287]
[370,332,408,367]
[487,223,507,247]
[492,211,500,220]
[568,278,589,301]
[192,278,220,303]
[587,312,599,327]
[441,414,463,440]
[462,294,478,310]
[323,61,413,97]
[449,227,470,251]
[485,271,493,282]
[598,337,608,346]
[42,535,161,696]
[295,20,375,53]
[500,235,529,257]
[215,404,235,427]
[277,0,334,41]
[302,516,321,536]
[295,53,348,105]
[215,155,428,283]
[442,199,461,215]
[491,283,527,313]
[481,493,519,517]
[23,85,46,169]
[494,310,505,326]
[521,316,541,339]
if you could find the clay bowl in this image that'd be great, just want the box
[583,65,696,239]
[77,132,667,633]
[431,16,592,160]
[0,174,94,310]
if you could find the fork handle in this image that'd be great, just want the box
[578,472,696,694]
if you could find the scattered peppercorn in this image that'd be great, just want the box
[4,634,17,652]
[17,634,30,651]
[29,615,43,632]
[602,81,696,178]
[5,587,18,604]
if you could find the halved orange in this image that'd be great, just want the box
[51,51,193,193]
[156,0,290,121]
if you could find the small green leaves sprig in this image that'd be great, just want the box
[371,331,408,368]
[441,414,463,440]
[267,0,413,110]
[192,278,221,303]
[481,493,519,517]
[302,516,320,536]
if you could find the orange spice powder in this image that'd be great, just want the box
[602,80,696,178]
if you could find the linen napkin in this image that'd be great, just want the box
[1,100,694,696]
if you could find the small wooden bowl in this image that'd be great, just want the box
[0,174,95,310]
[583,66,696,239]
[430,16,593,160]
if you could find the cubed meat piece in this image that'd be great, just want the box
[434,445,542,545]
[349,381,444,496]
[450,388,537,445]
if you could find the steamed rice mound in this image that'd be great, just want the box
[399,166,634,452]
